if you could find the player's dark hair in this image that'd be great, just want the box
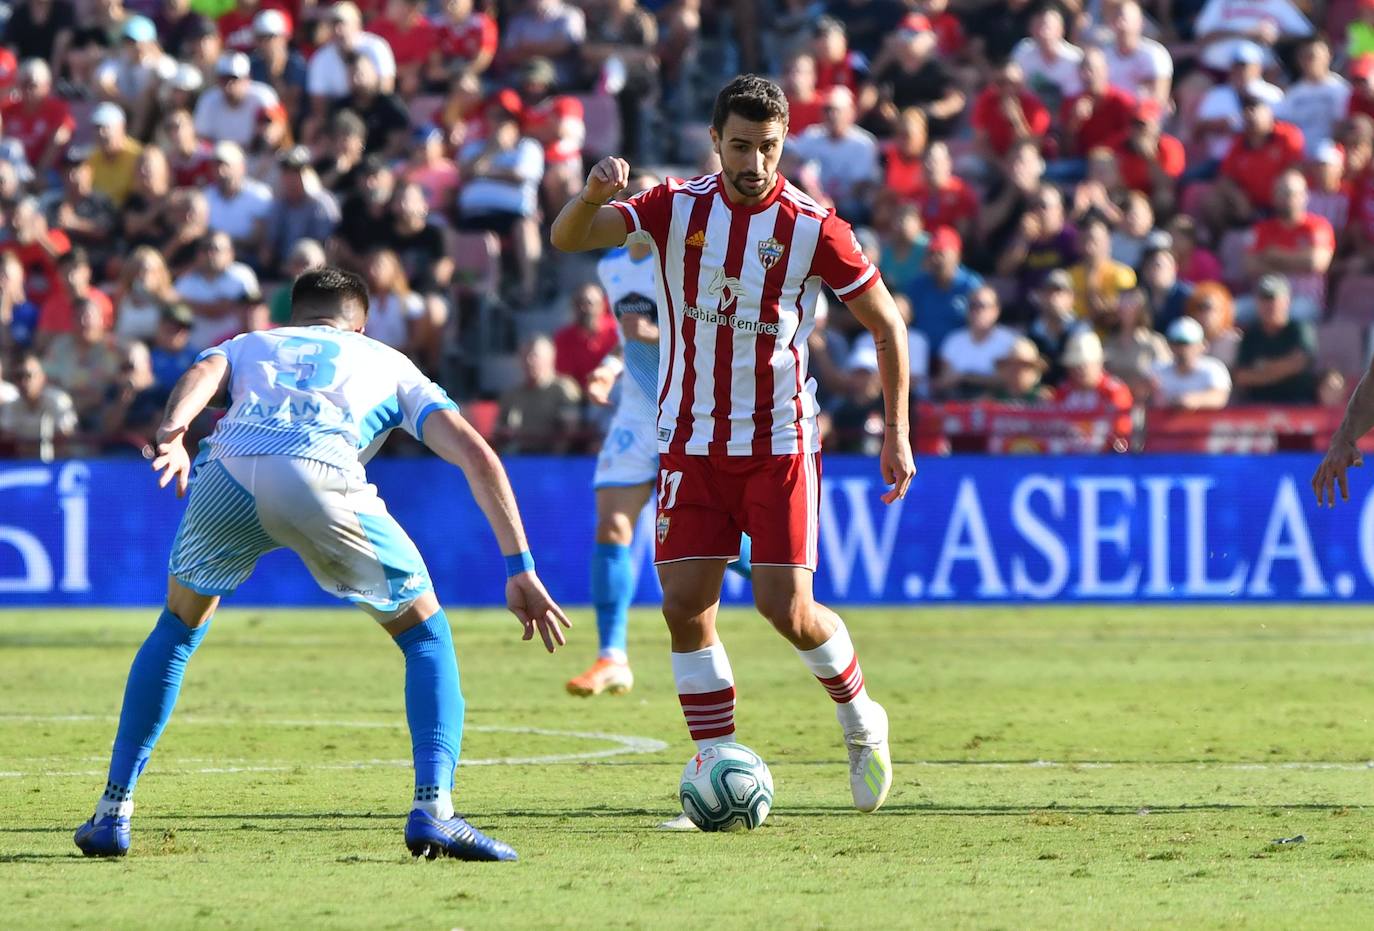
[711,75,789,135]
[290,267,370,324]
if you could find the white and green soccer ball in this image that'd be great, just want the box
[679,742,774,832]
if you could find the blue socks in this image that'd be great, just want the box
[394,609,463,819]
[591,542,632,661]
[98,608,211,818]
[728,534,753,580]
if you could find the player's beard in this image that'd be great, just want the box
[724,166,774,201]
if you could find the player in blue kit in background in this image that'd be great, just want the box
[73,269,571,862]
[565,173,752,698]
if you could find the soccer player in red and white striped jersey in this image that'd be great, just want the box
[552,75,915,824]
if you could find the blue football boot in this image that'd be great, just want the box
[74,815,131,857]
[404,810,518,861]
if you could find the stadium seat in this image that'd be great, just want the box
[1217,230,1252,293]
[577,93,622,162]
[1315,320,1371,378]
[478,353,523,396]
[1332,274,1374,324]
[451,231,500,298]
[461,399,500,440]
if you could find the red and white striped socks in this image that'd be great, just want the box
[671,643,736,750]
[797,620,877,732]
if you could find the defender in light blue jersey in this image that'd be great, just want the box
[74,269,571,862]
[566,174,751,699]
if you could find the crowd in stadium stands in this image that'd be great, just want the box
[0,0,1371,458]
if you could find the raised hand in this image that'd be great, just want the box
[583,156,631,205]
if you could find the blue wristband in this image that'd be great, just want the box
[505,551,535,577]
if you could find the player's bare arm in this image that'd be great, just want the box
[549,156,633,252]
[150,353,230,498]
[1313,354,1374,507]
[845,278,916,505]
[421,408,572,651]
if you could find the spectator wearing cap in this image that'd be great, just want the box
[829,342,888,454]
[1054,330,1134,442]
[193,51,286,149]
[159,108,215,189]
[1101,286,1171,402]
[182,14,226,91]
[1115,98,1184,211]
[1059,47,1137,161]
[210,0,289,53]
[911,141,977,245]
[810,17,868,94]
[1306,141,1352,232]
[1029,269,1087,387]
[205,141,273,259]
[862,16,965,140]
[1276,39,1350,157]
[41,146,117,261]
[85,103,142,208]
[2,60,75,177]
[1243,168,1334,323]
[1139,232,1194,332]
[370,0,440,97]
[878,203,929,298]
[429,0,499,86]
[93,14,173,138]
[994,337,1052,403]
[1011,7,1082,117]
[1185,282,1242,368]
[333,157,398,273]
[881,107,927,202]
[306,1,397,138]
[502,0,586,85]
[1232,274,1316,403]
[1193,0,1312,76]
[145,302,198,398]
[333,53,411,159]
[1203,96,1304,236]
[1070,216,1137,323]
[1152,316,1232,410]
[0,252,41,356]
[402,125,461,213]
[248,8,307,117]
[112,245,179,343]
[1103,1,1173,106]
[159,60,206,126]
[174,231,265,351]
[782,53,824,136]
[792,87,878,222]
[38,247,114,346]
[509,57,585,215]
[907,225,981,355]
[261,147,340,278]
[1193,42,1285,163]
[1167,215,1224,284]
[42,295,130,429]
[936,285,1019,400]
[997,184,1079,316]
[1,197,72,310]
[970,61,1051,163]
[0,351,78,458]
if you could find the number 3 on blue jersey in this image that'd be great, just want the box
[274,336,341,390]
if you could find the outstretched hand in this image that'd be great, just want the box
[583,157,630,205]
[506,572,572,652]
[879,432,915,505]
[150,425,192,498]
[1313,434,1364,508]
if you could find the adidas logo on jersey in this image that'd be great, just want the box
[684,230,707,249]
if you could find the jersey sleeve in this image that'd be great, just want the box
[394,353,459,442]
[810,210,879,300]
[611,179,677,247]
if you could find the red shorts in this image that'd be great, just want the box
[653,452,822,570]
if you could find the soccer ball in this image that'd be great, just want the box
[678,742,774,832]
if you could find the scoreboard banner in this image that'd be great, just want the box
[0,455,1370,606]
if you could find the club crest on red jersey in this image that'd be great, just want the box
[757,236,786,269]
[656,512,671,543]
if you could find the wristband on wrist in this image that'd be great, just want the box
[505,551,535,577]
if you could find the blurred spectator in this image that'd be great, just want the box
[1185,281,1242,368]
[429,0,499,85]
[976,139,1044,274]
[811,17,867,94]
[1193,0,1312,75]
[993,336,1052,403]
[457,105,545,304]
[0,108,35,186]
[827,0,909,60]
[0,356,13,404]
[850,292,929,398]
[361,248,426,359]
[502,0,586,85]
[1167,215,1224,284]
[1011,6,1081,116]
[401,125,460,213]
[162,189,213,274]
[581,0,659,161]
[193,51,286,149]
[1070,216,1137,322]
[333,156,396,271]
[306,1,397,133]
[1139,233,1194,331]
[121,147,174,249]
[1194,42,1284,163]
[1060,47,1136,160]
[143,303,197,405]
[0,350,78,457]
[912,141,976,243]
[1054,331,1134,443]
[878,202,928,297]
[1243,169,1334,322]
[160,108,216,188]
[1101,287,1170,401]
[496,334,581,454]
[924,0,967,60]
[1350,55,1374,121]
[783,52,824,135]
[370,0,441,97]
[43,148,117,260]
[1112,192,1157,267]
[998,184,1079,314]
[908,225,980,355]
[263,146,341,276]
[1029,270,1087,386]
[935,285,1018,399]
[113,245,178,343]
[8,1,77,68]
[63,0,129,91]
[182,15,225,91]
[1306,141,1352,232]
[1204,96,1304,235]
[388,181,453,372]
[248,9,307,118]
[554,283,619,390]
[2,60,75,177]
[1232,275,1316,403]
[336,52,411,158]
[95,15,173,138]
[1103,1,1172,105]
[880,107,927,204]
[0,253,40,355]
[86,102,142,208]
[863,17,964,140]
[1115,99,1183,210]
[173,232,264,350]
[1,197,72,308]
[314,110,369,196]
[1069,148,1127,227]
[1277,38,1350,156]
[205,141,272,258]
[42,297,128,428]
[268,239,327,325]
[509,57,585,213]
[1352,0,1374,58]
[39,247,114,344]
[829,342,886,454]
[1152,316,1232,410]
[970,60,1050,162]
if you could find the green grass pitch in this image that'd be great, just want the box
[3,606,1374,929]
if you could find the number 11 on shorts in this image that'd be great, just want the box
[658,469,682,510]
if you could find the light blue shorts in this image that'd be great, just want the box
[168,455,432,615]
[593,406,658,489]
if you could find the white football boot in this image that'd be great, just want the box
[657,811,700,831]
[844,702,892,812]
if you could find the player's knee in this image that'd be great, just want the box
[595,512,634,545]
[755,591,812,645]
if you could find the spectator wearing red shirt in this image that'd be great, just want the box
[512,57,584,213]
[1115,98,1184,210]
[370,0,440,96]
[782,52,824,135]
[218,1,295,52]
[971,60,1051,161]
[1059,47,1136,158]
[812,17,867,94]
[1054,330,1134,443]
[912,141,978,244]
[1204,96,1305,235]
[1349,55,1374,122]
[430,0,499,83]
[160,108,217,189]
[2,60,74,176]
[38,247,115,345]
[1245,169,1335,322]
[553,283,619,389]
[925,0,966,57]
[882,106,927,201]
[0,197,70,310]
